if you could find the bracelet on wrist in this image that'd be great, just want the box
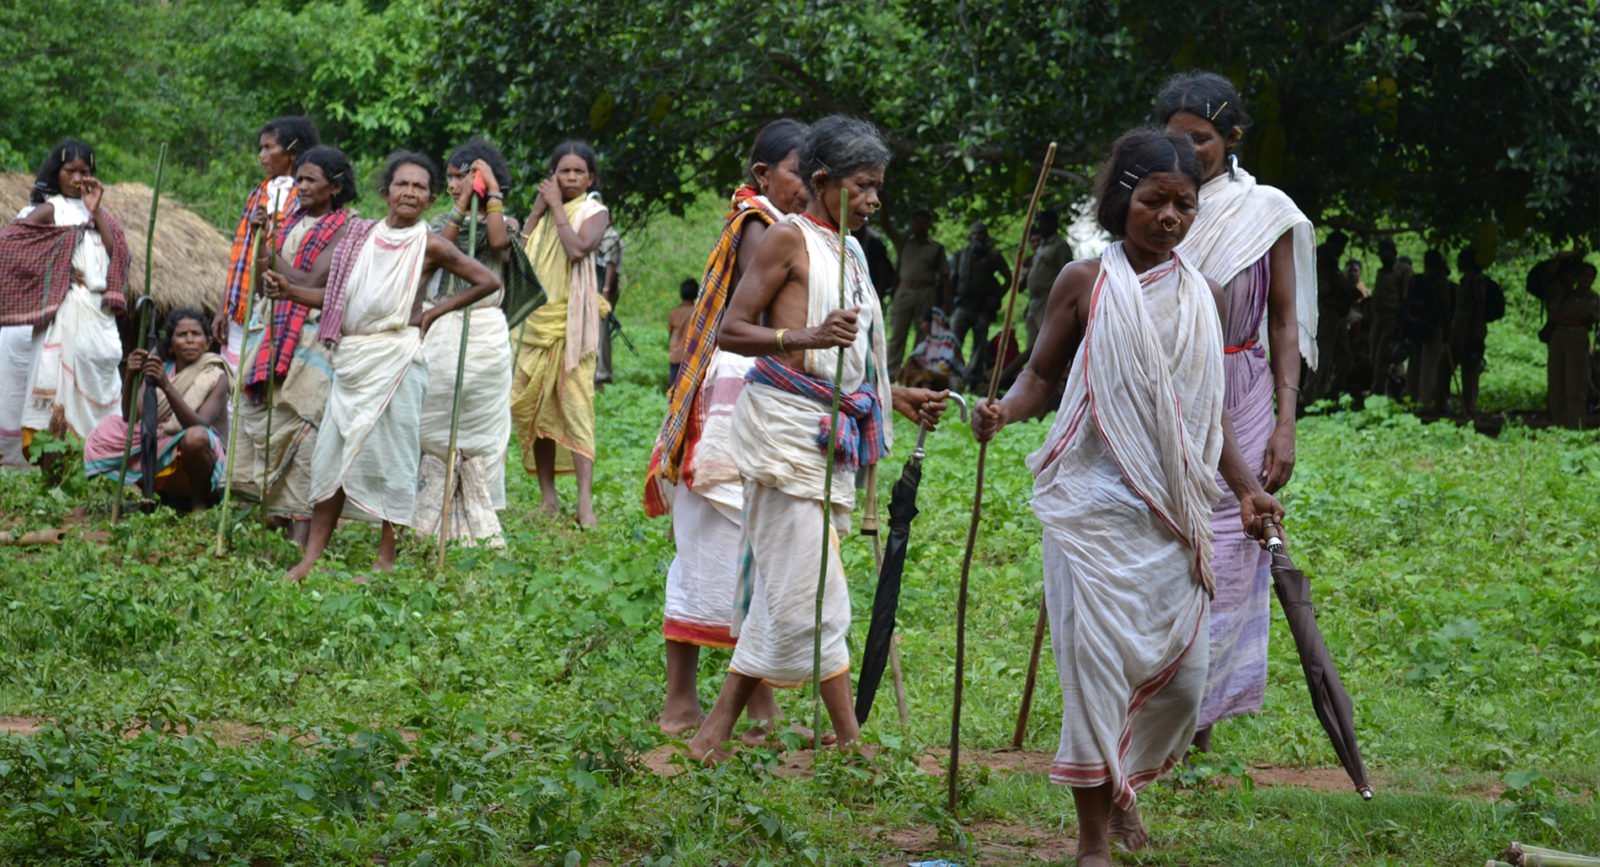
[774,328,790,353]
[487,192,505,201]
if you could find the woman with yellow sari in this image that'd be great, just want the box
[513,140,611,527]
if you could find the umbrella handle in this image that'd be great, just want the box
[1263,517,1285,554]
[913,393,969,460]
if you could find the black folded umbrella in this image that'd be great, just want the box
[856,395,967,726]
[138,309,161,501]
[1267,534,1373,799]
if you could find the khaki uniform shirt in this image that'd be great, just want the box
[897,236,948,295]
[1026,235,1072,297]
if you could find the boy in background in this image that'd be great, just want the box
[666,278,697,387]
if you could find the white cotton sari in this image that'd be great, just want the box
[1028,242,1225,810]
[309,221,429,524]
[21,196,120,438]
[726,216,891,686]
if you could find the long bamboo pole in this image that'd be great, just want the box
[112,143,167,521]
[215,233,261,555]
[810,189,850,752]
[947,142,1056,815]
[259,191,283,524]
[436,192,478,568]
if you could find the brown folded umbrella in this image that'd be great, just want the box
[1265,526,1373,799]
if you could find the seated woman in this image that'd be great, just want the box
[895,306,964,391]
[84,308,230,511]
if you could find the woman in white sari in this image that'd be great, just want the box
[972,129,1284,867]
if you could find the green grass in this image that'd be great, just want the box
[2,203,1598,865]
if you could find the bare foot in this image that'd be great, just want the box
[1075,850,1113,867]
[1110,802,1150,851]
[685,731,736,765]
[659,709,704,737]
[282,560,314,583]
[374,553,395,573]
[576,504,597,528]
[539,500,560,518]
[351,574,372,586]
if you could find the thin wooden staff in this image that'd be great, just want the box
[215,231,263,555]
[811,188,850,752]
[1011,598,1049,749]
[947,141,1057,815]
[436,191,479,568]
[259,190,283,525]
[112,143,167,521]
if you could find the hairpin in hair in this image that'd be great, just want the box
[1210,100,1229,121]
[1118,180,1133,190]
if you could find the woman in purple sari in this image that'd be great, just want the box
[1158,72,1318,750]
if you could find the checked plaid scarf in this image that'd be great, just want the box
[745,356,887,472]
[316,218,381,347]
[0,212,131,326]
[642,185,779,516]
[244,208,350,398]
[223,180,298,324]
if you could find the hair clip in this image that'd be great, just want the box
[1210,100,1229,121]
[1122,170,1140,181]
[1118,180,1133,190]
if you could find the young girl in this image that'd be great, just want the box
[0,139,132,450]
[84,308,230,511]
[511,140,611,528]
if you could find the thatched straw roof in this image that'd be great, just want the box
[1,173,229,316]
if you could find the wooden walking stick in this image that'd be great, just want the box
[436,190,479,568]
[947,142,1056,815]
[811,188,851,752]
[1011,598,1049,749]
[112,143,167,521]
[259,191,284,524]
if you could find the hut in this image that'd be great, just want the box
[1,173,229,317]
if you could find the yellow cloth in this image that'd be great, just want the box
[511,196,609,471]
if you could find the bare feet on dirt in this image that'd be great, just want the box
[1110,802,1150,851]
[659,709,704,737]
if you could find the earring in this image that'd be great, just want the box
[1227,153,1239,180]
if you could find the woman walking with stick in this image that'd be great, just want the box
[972,128,1283,866]
[685,116,945,762]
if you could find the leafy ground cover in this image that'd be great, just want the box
[2,201,1597,864]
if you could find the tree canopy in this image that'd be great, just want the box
[4,0,1595,255]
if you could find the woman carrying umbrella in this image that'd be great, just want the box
[85,308,230,511]
[1157,71,1317,754]
[971,128,1283,866]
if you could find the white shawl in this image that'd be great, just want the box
[1177,167,1318,369]
[1028,243,1226,593]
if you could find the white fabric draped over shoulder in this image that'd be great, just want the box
[1029,243,1226,595]
[1177,167,1318,369]
[1027,242,1228,810]
[728,215,892,508]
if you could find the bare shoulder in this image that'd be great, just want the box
[1055,258,1101,296]
[21,203,54,224]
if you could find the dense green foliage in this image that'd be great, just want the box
[2,200,1598,863]
[5,0,1597,250]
